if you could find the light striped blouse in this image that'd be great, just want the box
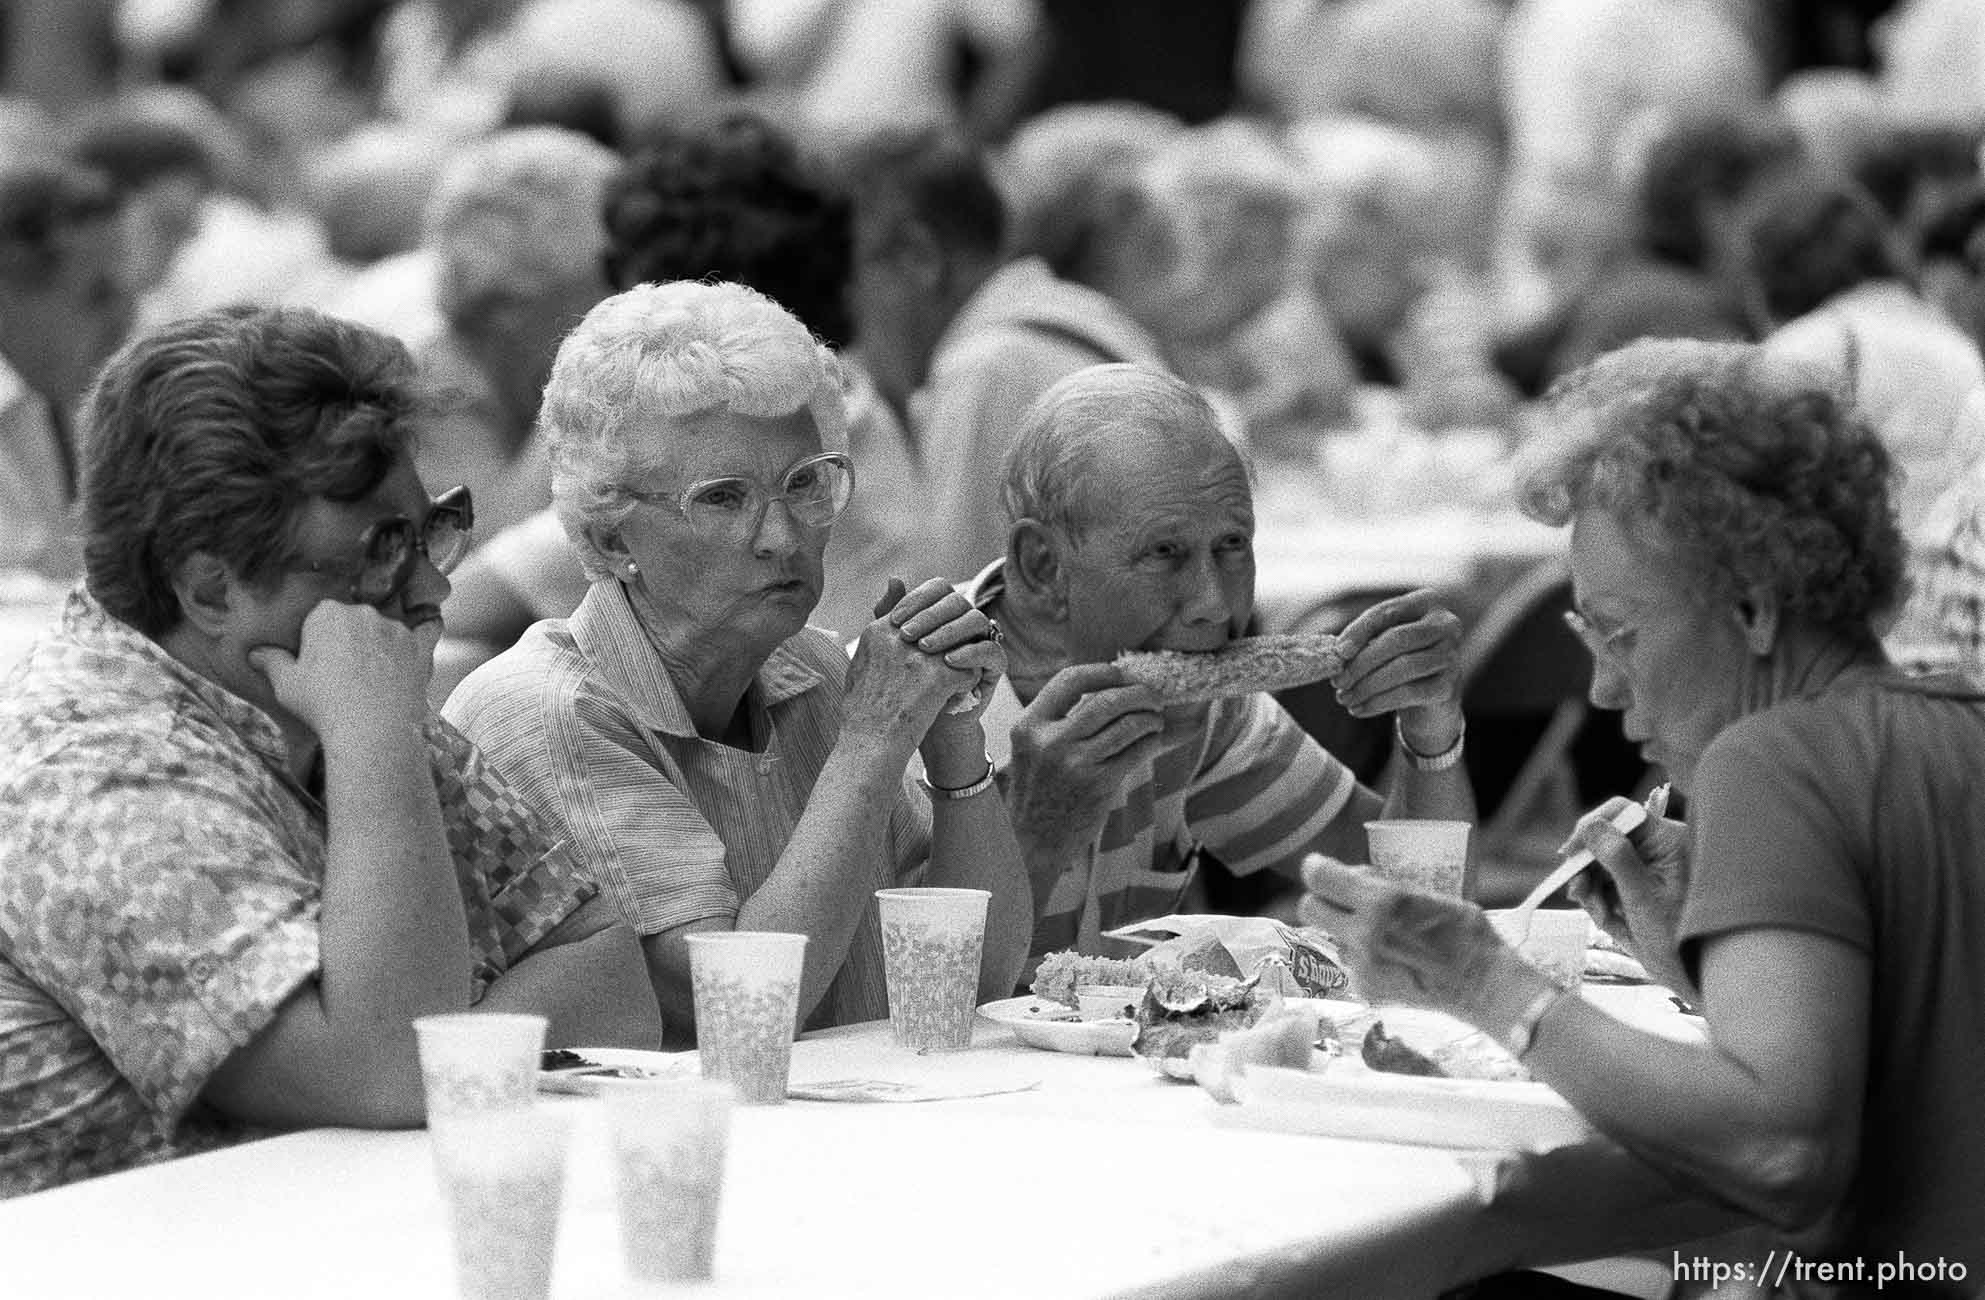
[444,581,931,1028]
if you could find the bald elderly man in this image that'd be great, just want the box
[965,364,1477,960]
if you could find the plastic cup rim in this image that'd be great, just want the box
[412,1011,548,1036]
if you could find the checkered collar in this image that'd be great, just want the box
[57,587,294,773]
[568,580,826,739]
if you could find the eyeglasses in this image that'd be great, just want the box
[626,452,854,544]
[1561,605,1636,665]
[296,485,475,606]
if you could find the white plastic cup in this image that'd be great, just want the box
[1493,908,1590,988]
[604,1077,734,1284]
[413,1012,547,1124]
[1365,820,1472,897]
[429,1107,570,1300]
[687,931,807,1105]
[875,887,989,1052]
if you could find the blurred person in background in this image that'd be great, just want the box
[834,127,1163,587]
[1104,119,1359,452]
[76,85,336,336]
[1504,106,1796,390]
[1731,167,1985,541]
[375,0,723,143]
[726,0,1038,156]
[444,281,1033,1038]
[303,122,451,346]
[0,154,131,581]
[1289,117,1516,430]
[439,111,932,674]
[412,126,618,548]
[1243,0,1504,152]
[1496,0,1766,332]
[0,304,660,1197]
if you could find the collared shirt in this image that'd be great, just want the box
[0,590,594,1197]
[443,581,932,1029]
[964,562,1362,959]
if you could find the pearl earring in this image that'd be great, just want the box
[625,561,640,578]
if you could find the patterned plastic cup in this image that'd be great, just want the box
[1364,820,1472,897]
[687,931,807,1105]
[429,1107,570,1300]
[1492,907,1590,988]
[413,1012,546,1124]
[875,887,989,1052]
[604,1077,733,1284]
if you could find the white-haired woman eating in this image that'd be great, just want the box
[445,280,1032,1039]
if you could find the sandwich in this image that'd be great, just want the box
[1130,968,1273,1066]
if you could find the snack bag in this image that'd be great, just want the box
[1103,915,1351,998]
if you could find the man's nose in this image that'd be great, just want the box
[1177,551,1230,624]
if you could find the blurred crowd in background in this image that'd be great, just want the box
[4,0,1984,674]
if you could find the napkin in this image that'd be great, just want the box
[787,1077,1041,1103]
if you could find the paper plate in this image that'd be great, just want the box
[978,996,1137,1057]
[1223,1062,1593,1152]
[536,1046,696,1095]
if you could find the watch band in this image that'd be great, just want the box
[1396,717,1466,772]
[917,752,997,801]
[1504,984,1568,1060]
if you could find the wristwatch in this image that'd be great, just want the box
[917,752,997,801]
[1396,717,1466,772]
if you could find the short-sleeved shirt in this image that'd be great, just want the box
[0,591,595,1198]
[1677,667,1985,1261]
[966,563,1363,959]
[443,581,932,1029]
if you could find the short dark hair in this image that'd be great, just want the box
[0,157,119,289]
[1634,108,1801,271]
[1733,169,1906,323]
[834,127,1006,262]
[602,113,854,346]
[83,306,423,636]
[1851,124,1984,222]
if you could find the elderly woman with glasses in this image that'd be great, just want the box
[0,305,662,1196]
[1302,340,1985,1274]
[445,280,1033,1040]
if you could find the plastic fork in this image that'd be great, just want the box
[1496,783,1670,945]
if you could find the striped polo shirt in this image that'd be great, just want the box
[966,563,1363,959]
[444,581,931,1028]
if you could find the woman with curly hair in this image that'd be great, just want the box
[1303,340,1985,1279]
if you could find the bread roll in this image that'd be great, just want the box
[1114,632,1349,704]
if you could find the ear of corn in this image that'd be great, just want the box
[1113,632,1349,703]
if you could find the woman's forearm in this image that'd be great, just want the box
[735,732,909,1021]
[926,784,1033,1002]
[318,720,477,1034]
[478,922,664,1049]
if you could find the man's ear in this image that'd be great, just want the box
[1732,586,1781,657]
[1007,519,1069,624]
[171,552,237,637]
